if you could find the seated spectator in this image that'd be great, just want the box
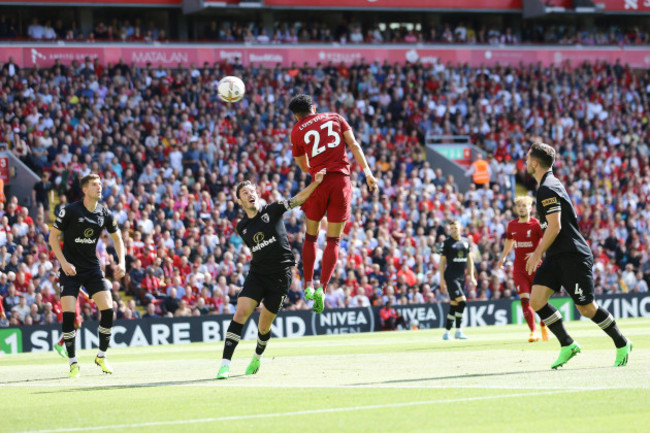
[379,300,406,331]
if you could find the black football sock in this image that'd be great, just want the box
[62,312,76,362]
[98,309,113,354]
[455,301,466,329]
[254,331,271,359]
[222,320,244,363]
[445,304,457,331]
[591,306,627,348]
[536,303,574,346]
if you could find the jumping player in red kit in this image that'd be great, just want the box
[289,94,378,313]
[497,196,548,342]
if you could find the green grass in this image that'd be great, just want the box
[1,318,648,433]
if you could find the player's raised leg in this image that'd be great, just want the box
[312,219,346,313]
[93,288,115,374]
[218,297,257,379]
[530,284,580,369]
[576,301,632,367]
[302,218,321,301]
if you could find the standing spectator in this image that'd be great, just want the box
[32,172,54,216]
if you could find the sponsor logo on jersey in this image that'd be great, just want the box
[83,228,94,238]
[261,214,269,223]
[514,241,534,248]
[74,237,97,244]
[541,197,557,207]
[253,232,264,244]
[453,251,468,263]
[251,236,277,252]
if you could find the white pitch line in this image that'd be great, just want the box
[11,389,580,433]
[0,381,630,391]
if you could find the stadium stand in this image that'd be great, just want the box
[1,51,648,327]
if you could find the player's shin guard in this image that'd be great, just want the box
[521,298,537,332]
[302,233,318,286]
[445,304,457,331]
[319,236,341,291]
[536,303,574,346]
[254,331,271,359]
[591,307,627,348]
[222,321,244,363]
[98,309,113,354]
[62,312,76,361]
[455,301,466,329]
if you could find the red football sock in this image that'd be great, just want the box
[57,335,65,346]
[521,297,536,332]
[302,233,318,286]
[319,236,340,292]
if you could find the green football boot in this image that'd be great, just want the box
[551,342,581,369]
[304,286,315,301]
[245,357,261,375]
[614,341,633,367]
[55,343,68,360]
[311,287,324,314]
[217,365,230,380]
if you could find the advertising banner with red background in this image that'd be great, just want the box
[595,0,650,11]
[0,0,181,4]
[264,0,522,9]
[6,44,650,69]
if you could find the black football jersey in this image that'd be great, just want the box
[536,171,592,258]
[442,236,471,280]
[236,201,295,274]
[52,201,119,270]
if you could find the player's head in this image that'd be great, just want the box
[526,141,555,174]
[514,196,534,218]
[235,180,258,211]
[288,94,316,120]
[80,173,102,201]
[447,219,462,239]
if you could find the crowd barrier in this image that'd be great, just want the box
[1,292,648,354]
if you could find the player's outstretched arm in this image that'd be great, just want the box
[49,226,76,276]
[110,231,127,279]
[497,238,515,269]
[343,130,378,192]
[286,169,326,209]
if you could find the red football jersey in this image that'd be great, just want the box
[291,112,351,177]
[506,218,543,271]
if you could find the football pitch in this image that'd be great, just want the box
[1,318,648,433]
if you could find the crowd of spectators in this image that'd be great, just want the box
[0,15,166,42]
[0,52,649,327]
[1,13,649,46]
[209,20,650,46]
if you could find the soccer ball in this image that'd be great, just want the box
[217,76,246,103]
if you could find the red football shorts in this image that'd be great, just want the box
[301,172,352,223]
[513,271,535,296]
